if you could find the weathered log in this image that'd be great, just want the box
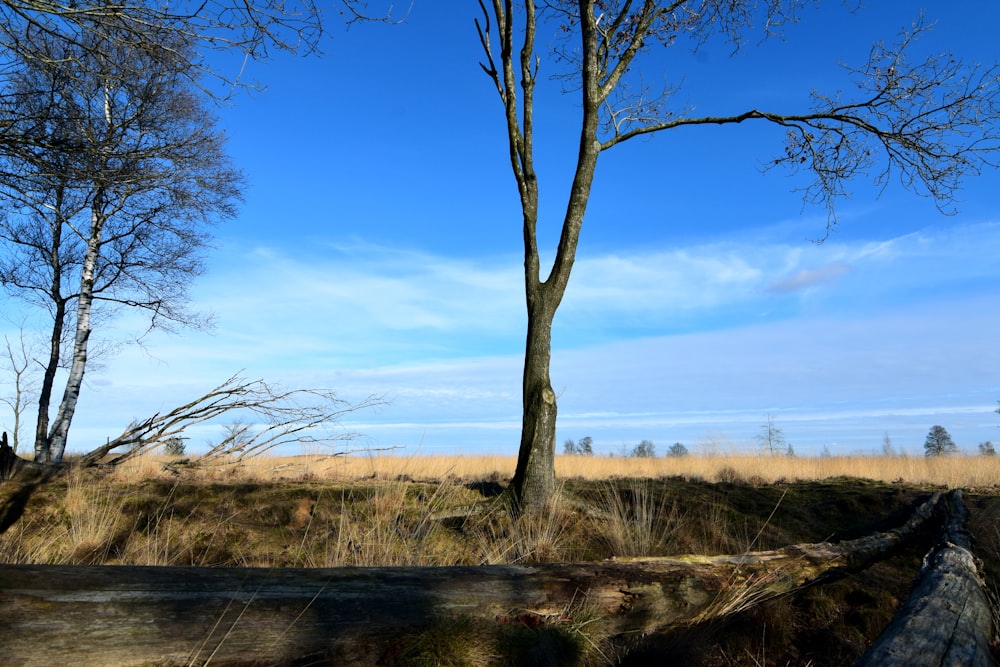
[855,490,996,667]
[0,431,20,479]
[0,435,64,482]
[0,446,56,536]
[0,493,942,666]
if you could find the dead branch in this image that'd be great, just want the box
[76,373,383,468]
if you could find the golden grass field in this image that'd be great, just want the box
[109,450,1000,490]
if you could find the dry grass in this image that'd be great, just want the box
[296,480,474,567]
[1,450,988,571]
[104,452,1000,489]
[596,478,685,557]
[5,452,999,569]
[62,468,128,563]
[3,450,992,666]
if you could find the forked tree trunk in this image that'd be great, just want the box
[481,2,601,513]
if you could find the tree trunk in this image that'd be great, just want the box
[45,197,105,463]
[32,306,61,464]
[0,493,944,666]
[509,294,558,511]
[480,4,607,514]
[33,188,68,464]
[33,282,66,464]
[855,490,996,667]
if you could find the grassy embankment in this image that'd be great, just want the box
[2,452,999,665]
[3,452,999,568]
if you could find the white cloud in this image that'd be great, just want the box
[564,249,764,312]
[56,287,999,457]
[5,221,998,456]
[186,222,1000,351]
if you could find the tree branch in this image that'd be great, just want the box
[76,373,384,467]
[596,17,1000,235]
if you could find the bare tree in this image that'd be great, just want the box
[882,432,895,457]
[667,442,688,458]
[0,0,323,96]
[0,21,243,463]
[0,328,39,453]
[631,439,656,458]
[476,0,1000,510]
[755,415,790,455]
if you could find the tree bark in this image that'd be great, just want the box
[509,296,558,511]
[44,199,104,464]
[0,493,943,666]
[33,223,67,464]
[854,490,996,667]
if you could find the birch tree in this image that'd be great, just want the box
[0,22,242,463]
[477,0,1000,510]
[0,0,323,93]
[755,415,790,456]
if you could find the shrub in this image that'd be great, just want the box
[564,437,594,455]
[631,440,656,458]
[163,438,186,457]
[667,443,689,458]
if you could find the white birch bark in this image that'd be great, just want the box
[45,202,104,462]
[43,79,113,463]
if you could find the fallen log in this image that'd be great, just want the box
[854,490,996,667]
[0,493,942,666]
[0,433,65,482]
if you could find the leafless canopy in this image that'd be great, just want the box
[0,0,409,89]
[0,15,247,462]
[480,1,1000,234]
[0,0,324,95]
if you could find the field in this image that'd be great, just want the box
[87,450,1000,487]
[2,453,999,665]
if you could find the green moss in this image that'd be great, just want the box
[391,618,497,667]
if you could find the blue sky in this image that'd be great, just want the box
[3,1,1000,457]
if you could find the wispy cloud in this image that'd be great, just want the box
[768,262,850,294]
[192,221,1000,345]
[4,221,998,456]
